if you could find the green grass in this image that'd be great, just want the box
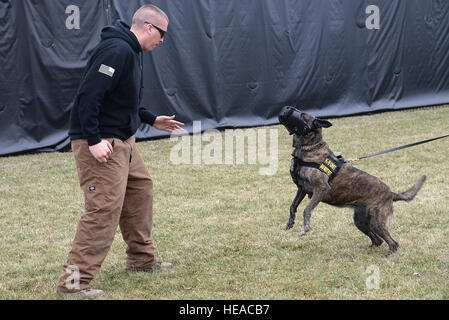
[0,105,448,300]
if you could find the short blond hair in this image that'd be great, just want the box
[132,4,169,29]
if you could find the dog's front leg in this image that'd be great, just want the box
[302,184,330,235]
[286,189,306,230]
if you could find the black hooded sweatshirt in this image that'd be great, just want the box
[69,21,157,146]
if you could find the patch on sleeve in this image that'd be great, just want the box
[98,64,115,77]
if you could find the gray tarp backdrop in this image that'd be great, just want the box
[1,0,449,156]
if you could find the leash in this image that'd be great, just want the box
[345,133,449,163]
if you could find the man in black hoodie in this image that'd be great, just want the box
[57,5,183,298]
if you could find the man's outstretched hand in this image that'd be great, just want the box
[153,115,185,133]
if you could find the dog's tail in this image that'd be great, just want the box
[392,175,426,202]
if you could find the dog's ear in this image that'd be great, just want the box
[313,118,332,129]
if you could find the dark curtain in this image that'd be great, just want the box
[1,0,448,156]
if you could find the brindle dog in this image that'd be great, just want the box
[284,112,426,256]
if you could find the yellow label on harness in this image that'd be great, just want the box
[324,158,337,170]
[320,164,333,176]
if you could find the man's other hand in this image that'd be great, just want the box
[89,139,113,163]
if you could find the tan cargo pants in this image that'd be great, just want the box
[57,136,158,293]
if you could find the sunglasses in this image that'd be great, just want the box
[144,21,166,39]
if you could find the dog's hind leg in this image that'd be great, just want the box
[353,206,383,247]
[286,189,306,230]
[368,203,399,256]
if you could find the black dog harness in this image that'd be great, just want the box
[290,153,345,186]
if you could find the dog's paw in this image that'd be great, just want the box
[285,220,295,230]
[301,225,310,236]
